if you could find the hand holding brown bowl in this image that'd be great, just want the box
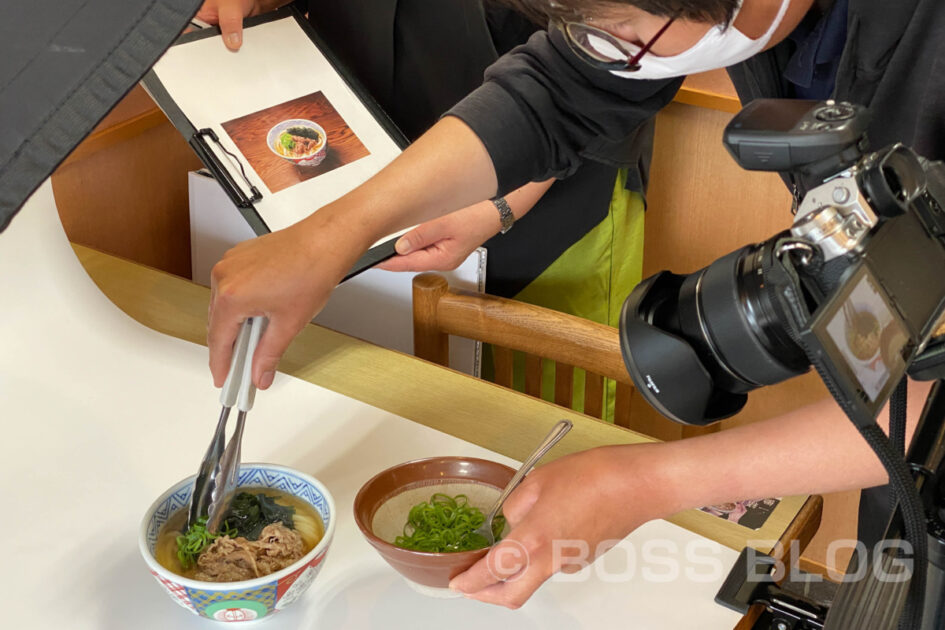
[354,456,515,597]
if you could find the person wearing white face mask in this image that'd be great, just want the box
[207,0,944,611]
[567,0,793,79]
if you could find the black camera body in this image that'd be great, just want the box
[619,99,945,428]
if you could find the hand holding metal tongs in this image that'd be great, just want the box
[187,317,266,533]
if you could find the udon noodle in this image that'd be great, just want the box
[273,126,322,159]
[155,487,323,581]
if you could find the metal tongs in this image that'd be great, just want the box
[187,316,266,533]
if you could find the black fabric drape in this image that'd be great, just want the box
[0,0,201,232]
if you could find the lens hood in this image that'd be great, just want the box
[619,272,747,425]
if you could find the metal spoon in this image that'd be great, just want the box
[474,419,573,546]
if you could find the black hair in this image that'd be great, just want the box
[496,0,739,24]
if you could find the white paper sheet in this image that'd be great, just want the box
[0,183,741,629]
[188,171,486,375]
[152,18,402,232]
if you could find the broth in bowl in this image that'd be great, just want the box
[155,488,324,582]
[266,119,328,166]
[273,126,323,159]
[140,463,335,622]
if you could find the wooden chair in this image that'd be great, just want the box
[413,272,633,425]
[412,272,716,438]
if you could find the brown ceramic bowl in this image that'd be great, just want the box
[354,456,515,596]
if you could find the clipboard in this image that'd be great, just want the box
[142,6,409,280]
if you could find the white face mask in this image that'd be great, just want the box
[594,0,792,80]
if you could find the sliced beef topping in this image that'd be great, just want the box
[195,536,259,582]
[193,523,305,582]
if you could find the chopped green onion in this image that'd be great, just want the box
[394,493,505,553]
[175,517,237,570]
[279,132,295,150]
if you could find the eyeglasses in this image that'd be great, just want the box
[553,16,677,72]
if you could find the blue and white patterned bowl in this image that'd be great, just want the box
[266,119,328,166]
[139,463,335,623]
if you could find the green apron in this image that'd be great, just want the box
[484,170,645,422]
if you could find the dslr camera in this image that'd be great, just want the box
[619,99,945,429]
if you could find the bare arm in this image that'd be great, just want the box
[209,117,498,387]
[313,117,499,240]
[451,378,933,608]
[662,379,929,507]
[503,180,558,221]
[378,178,556,272]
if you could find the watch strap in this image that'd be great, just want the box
[492,196,514,234]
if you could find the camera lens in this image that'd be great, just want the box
[620,237,810,425]
[692,242,809,388]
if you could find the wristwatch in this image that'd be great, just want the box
[492,196,514,234]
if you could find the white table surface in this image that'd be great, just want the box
[0,183,742,629]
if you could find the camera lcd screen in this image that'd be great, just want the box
[812,264,909,412]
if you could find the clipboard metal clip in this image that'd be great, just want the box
[190,128,263,209]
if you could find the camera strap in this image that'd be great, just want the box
[890,378,909,506]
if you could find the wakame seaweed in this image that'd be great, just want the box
[286,126,320,140]
[222,492,296,540]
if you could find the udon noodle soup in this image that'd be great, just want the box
[273,126,322,159]
[155,488,324,582]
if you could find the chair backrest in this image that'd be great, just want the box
[412,272,637,427]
